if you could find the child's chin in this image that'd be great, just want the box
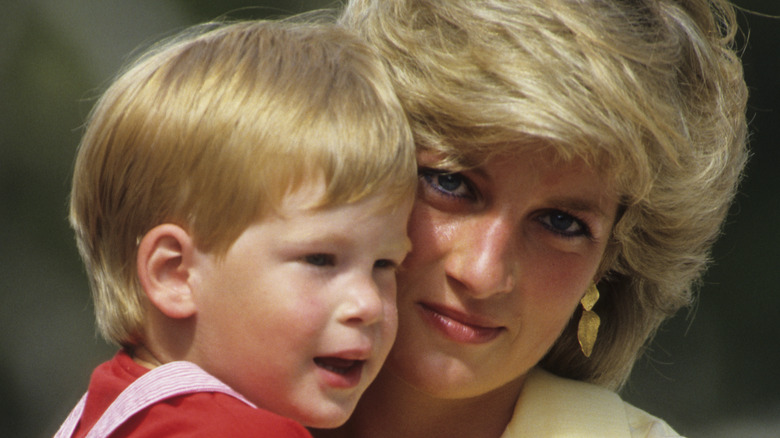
[304,405,357,430]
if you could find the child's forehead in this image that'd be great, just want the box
[272,174,406,215]
[251,187,412,250]
[278,179,329,211]
[276,191,399,221]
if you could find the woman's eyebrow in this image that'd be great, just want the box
[546,196,616,221]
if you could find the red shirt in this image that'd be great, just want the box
[71,350,312,438]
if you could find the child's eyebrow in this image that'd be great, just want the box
[280,232,412,256]
[277,232,354,249]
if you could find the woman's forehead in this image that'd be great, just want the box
[418,140,614,171]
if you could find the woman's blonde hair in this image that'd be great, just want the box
[70,18,416,347]
[339,0,748,389]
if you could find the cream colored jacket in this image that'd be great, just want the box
[501,368,683,437]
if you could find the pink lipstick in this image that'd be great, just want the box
[418,303,504,344]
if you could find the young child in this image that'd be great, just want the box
[55,18,416,437]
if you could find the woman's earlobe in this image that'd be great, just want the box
[137,224,198,319]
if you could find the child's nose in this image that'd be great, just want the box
[339,274,385,326]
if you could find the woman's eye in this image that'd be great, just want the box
[419,168,474,199]
[304,254,335,266]
[436,174,463,192]
[538,211,590,237]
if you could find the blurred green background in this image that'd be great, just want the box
[1,1,777,437]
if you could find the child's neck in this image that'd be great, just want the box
[128,345,165,369]
[314,367,524,438]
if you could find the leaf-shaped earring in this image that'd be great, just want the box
[577,283,601,358]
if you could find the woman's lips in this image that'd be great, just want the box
[418,303,504,344]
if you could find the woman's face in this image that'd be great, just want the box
[386,148,619,399]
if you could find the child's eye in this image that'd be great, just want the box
[373,259,398,270]
[304,254,335,266]
[419,168,475,200]
[537,211,591,238]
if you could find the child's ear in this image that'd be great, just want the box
[137,224,198,319]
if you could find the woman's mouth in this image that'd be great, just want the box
[418,303,504,344]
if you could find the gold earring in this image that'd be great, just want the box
[577,283,601,358]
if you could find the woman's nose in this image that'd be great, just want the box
[446,215,517,299]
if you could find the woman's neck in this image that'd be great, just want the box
[313,368,525,438]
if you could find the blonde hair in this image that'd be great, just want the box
[70,19,416,347]
[339,0,748,389]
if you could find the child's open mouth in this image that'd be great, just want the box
[314,357,365,388]
[314,357,364,375]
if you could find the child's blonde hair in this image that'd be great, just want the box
[70,19,416,347]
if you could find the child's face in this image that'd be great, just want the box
[187,183,412,428]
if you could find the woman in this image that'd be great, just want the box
[317,0,748,437]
